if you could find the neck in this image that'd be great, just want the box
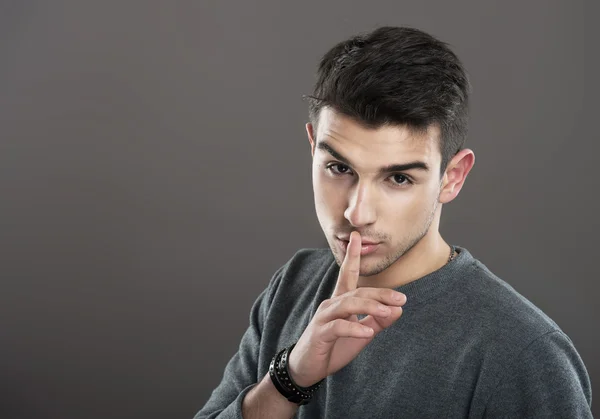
[357,229,452,289]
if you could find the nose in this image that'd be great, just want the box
[343,182,376,228]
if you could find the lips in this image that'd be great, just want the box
[337,237,380,245]
[337,237,381,256]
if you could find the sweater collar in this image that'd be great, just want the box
[392,246,474,308]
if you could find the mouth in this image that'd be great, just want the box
[337,235,380,245]
[337,238,381,256]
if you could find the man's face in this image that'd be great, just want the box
[309,108,445,276]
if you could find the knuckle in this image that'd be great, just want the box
[329,297,342,309]
[371,300,384,310]
[347,289,361,297]
[322,298,342,315]
[354,287,374,298]
[344,296,360,311]
[329,319,343,331]
[318,299,331,311]
[353,322,365,332]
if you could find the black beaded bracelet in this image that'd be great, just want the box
[268,343,324,405]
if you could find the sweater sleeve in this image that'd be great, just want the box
[193,264,286,419]
[483,330,593,418]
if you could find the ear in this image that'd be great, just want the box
[306,123,316,157]
[439,149,475,204]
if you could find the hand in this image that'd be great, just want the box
[287,231,407,387]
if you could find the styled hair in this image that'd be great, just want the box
[306,26,471,176]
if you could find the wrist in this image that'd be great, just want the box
[269,343,324,405]
[242,374,299,418]
[286,348,315,388]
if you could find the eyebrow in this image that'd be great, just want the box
[316,140,430,174]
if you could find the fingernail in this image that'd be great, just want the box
[393,293,405,301]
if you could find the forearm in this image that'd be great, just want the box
[241,372,299,419]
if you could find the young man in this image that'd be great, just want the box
[195,27,593,418]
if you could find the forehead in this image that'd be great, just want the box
[315,108,441,169]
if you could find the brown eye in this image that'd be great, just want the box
[390,174,413,186]
[327,163,352,175]
[393,174,407,183]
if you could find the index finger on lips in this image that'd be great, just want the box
[331,231,361,298]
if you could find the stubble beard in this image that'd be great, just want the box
[329,199,440,277]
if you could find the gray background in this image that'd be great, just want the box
[0,1,597,418]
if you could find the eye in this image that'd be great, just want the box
[325,163,414,188]
[389,174,413,187]
[326,163,353,176]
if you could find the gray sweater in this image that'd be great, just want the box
[196,247,593,418]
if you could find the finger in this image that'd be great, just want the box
[316,296,392,325]
[359,306,404,334]
[348,287,407,307]
[331,231,361,298]
[318,318,374,343]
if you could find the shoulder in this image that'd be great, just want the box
[453,253,592,413]
[262,247,338,327]
[274,247,337,293]
[280,247,335,277]
[455,252,562,346]
[483,329,593,416]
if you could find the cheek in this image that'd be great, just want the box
[312,167,324,199]
[313,170,345,212]
[312,164,326,193]
[312,169,328,204]
[382,188,434,220]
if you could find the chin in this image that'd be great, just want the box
[361,259,391,277]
